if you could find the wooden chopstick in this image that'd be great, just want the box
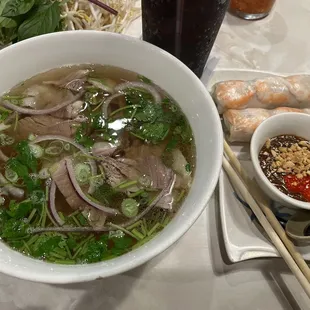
[224,140,310,282]
[222,156,310,298]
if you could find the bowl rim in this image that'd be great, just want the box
[0,30,223,283]
[250,112,310,210]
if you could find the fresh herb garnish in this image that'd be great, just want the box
[0,0,61,44]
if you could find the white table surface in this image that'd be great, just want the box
[1,1,310,309]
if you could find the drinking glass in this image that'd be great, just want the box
[142,0,229,78]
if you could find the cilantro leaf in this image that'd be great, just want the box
[133,122,170,144]
[110,235,133,256]
[78,239,108,263]
[7,200,33,219]
[15,140,37,172]
[2,218,29,238]
[32,234,62,257]
[75,123,94,149]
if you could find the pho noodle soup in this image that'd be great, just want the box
[0,65,195,264]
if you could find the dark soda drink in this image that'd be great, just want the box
[142,0,229,78]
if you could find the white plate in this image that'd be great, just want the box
[208,69,310,263]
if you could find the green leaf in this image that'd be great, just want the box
[7,157,41,193]
[0,16,17,28]
[15,140,37,172]
[134,122,170,144]
[110,235,133,256]
[17,1,60,41]
[78,239,108,263]
[32,234,62,257]
[2,0,35,17]
[7,199,34,219]
[7,157,28,177]
[1,218,29,238]
[75,123,94,149]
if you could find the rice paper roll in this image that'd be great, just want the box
[223,107,310,142]
[213,75,310,113]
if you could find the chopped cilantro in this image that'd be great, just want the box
[32,235,62,258]
[75,123,94,149]
[6,200,34,219]
[78,239,108,263]
[15,140,38,172]
[1,218,29,238]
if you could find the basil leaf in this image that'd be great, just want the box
[0,16,17,28]
[2,0,35,17]
[17,1,60,41]
[0,0,16,29]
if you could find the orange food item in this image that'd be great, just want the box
[284,175,310,202]
[230,0,275,14]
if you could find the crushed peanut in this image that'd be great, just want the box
[264,141,310,176]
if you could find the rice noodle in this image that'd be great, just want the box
[1,92,83,115]
[32,135,97,193]
[115,82,162,104]
[49,181,65,226]
[65,157,119,215]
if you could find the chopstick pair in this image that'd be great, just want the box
[222,140,310,298]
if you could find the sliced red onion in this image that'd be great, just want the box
[115,81,161,104]
[49,181,65,226]
[32,135,97,194]
[1,92,83,115]
[102,93,124,118]
[65,158,119,215]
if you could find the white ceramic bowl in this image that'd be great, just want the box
[250,112,310,210]
[0,31,223,283]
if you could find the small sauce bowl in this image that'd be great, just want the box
[250,112,310,210]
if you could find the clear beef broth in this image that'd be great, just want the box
[0,65,195,264]
[259,135,305,201]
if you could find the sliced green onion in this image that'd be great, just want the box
[22,240,32,254]
[131,228,144,240]
[71,215,81,227]
[64,143,71,151]
[27,209,37,222]
[118,180,138,189]
[126,220,142,231]
[121,198,139,218]
[4,168,18,183]
[108,223,139,240]
[138,175,152,187]
[74,163,91,185]
[50,251,66,260]
[54,259,76,265]
[29,144,44,158]
[28,133,36,141]
[45,146,62,156]
[38,168,50,179]
[147,223,161,236]
[128,190,145,198]
[0,134,14,146]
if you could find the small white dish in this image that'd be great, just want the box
[250,112,310,210]
[207,69,310,263]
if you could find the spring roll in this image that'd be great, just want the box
[213,75,310,113]
[223,107,310,142]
